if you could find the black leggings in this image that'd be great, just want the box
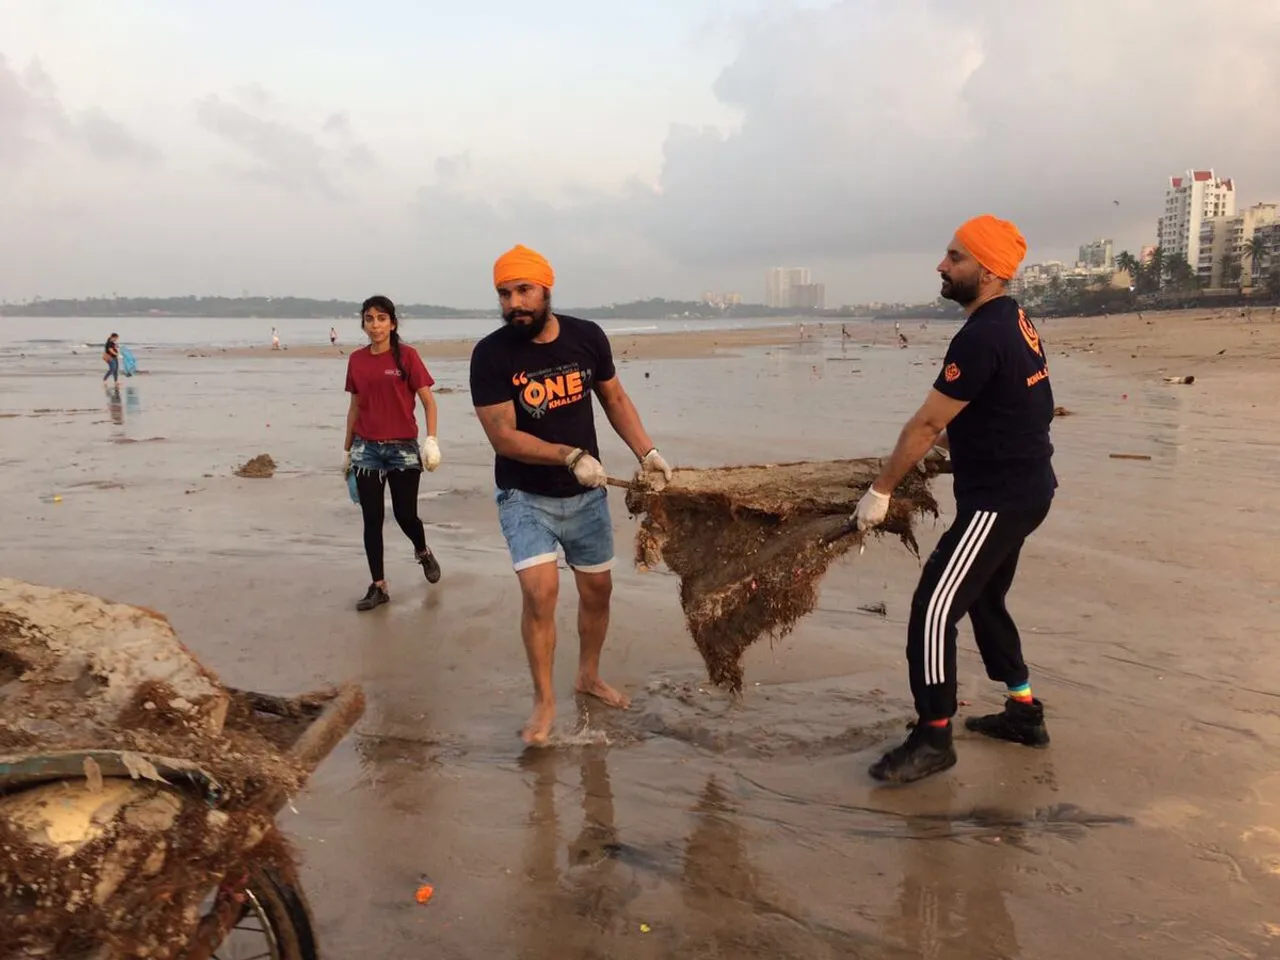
[356,469,427,583]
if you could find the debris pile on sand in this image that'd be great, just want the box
[623,457,944,692]
[0,579,309,957]
[234,453,276,478]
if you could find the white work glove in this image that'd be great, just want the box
[565,448,608,488]
[854,487,891,532]
[421,436,441,472]
[342,450,352,477]
[639,448,673,490]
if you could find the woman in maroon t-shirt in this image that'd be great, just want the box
[343,295,442,610]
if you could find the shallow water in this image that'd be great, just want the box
[3,329,1280,958]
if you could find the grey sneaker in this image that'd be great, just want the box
[356,583,389,611]
[417,548,441,584]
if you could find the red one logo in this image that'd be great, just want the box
[944,363,961,383]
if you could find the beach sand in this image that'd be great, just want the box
[3,307,1279,958]
[184,324,817,362]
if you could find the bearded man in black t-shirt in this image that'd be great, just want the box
[470,244,673,746]
[853,215,1057,784]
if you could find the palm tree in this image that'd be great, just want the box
[1242,236,1265,289]
[1145,247,1166,293]
[1218,251,1242,290]
[1115,251,1140,286]
[1163,252,1195,291]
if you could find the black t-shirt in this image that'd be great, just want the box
[933,296,1057,511]
[469,314,617,497]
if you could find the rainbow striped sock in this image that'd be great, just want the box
[1007,682,1033,704]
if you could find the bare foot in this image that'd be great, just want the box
[521,701,556,746]
[575,675,631,709]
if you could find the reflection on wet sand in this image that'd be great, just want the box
[512,748,902,960]
[104,384,140,430]
[887,817,1020,960]
[516,748,635,958]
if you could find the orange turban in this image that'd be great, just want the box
[955,215,1027,280]
[493,244,555,289]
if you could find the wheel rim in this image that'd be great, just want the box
[209,885,282,960]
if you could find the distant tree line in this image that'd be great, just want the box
[0,295,487,319]
[0,294,872,321]
[1030,244,1280,318]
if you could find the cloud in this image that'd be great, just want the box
[433,151,471,183]
[631,0,1280,273]
[386,0,1280,304]
[195,93,377,196]
[0,53,158,166]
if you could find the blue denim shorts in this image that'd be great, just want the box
[351,436,421,474]
[495,487,614,574]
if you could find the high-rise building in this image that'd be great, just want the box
[1197,202,1279,288]
[765,267,811,308]
[1078,239,1114,270]
[1157,170,1236,275]
[1252,222,1280,289]
[790,283,826,310]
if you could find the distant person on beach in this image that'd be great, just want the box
[343,295,443,611]
[470,244,672,746]
[853,214,1056,784]
[330,326,338,346]
[271,327,281,350]
[102,333,120,384]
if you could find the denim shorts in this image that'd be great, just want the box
[495,486,614,574]
[351,436,421,474]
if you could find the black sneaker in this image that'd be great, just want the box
[964,698,1050,747]
[869,721,957,784]
[417,547,441,584]
[356,583,389,611]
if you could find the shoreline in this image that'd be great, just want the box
[163,307,1280,377]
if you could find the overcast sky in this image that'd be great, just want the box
[2,0,1278,308]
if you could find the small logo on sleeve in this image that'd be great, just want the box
[944,363,961,383]
[1018,310,1042,356]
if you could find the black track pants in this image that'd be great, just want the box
[907,501,1051,721]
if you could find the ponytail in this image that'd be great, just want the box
[389,329,409,387]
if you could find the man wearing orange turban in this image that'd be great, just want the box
[851,214,1058,784]
[493,243,556,291]
[469,243,673,746]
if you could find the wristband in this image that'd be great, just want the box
[566,448,586,469]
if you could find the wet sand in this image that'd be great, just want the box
[4,308,1280,957]
[185,324,818,362]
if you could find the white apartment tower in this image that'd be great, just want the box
[1197,202,1279,289]
[1157,169,1236,272]
[765,267,811,308]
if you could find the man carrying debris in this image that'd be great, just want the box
[470,245,673,746]
[854,215,1056,783]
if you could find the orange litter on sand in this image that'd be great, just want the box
[415,883,435,905]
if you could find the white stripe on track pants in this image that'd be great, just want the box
[906,501,1051,721]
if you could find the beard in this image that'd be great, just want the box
[503,301,551,340]
[940,273,980,306]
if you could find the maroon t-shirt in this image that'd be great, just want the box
[345,344,434,441]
